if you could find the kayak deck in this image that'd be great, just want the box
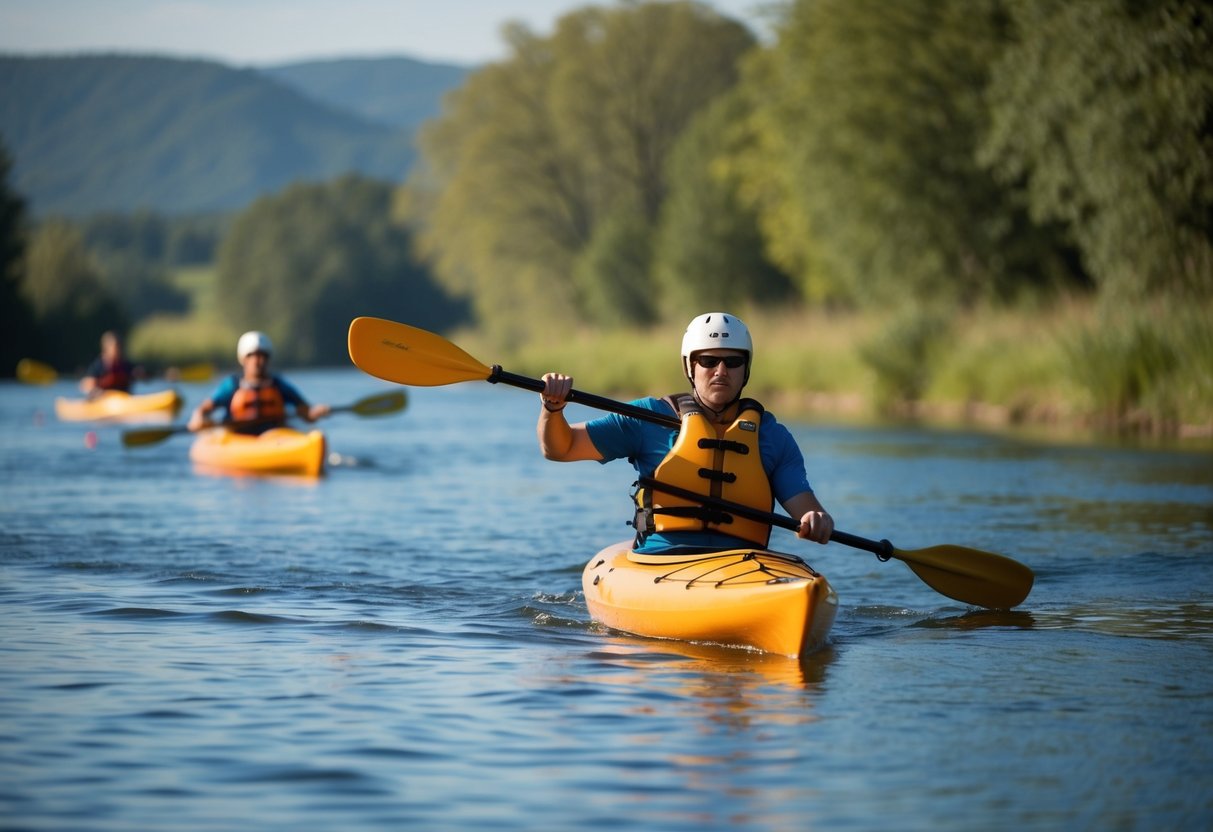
[189,427,327,477]
[582,540,838,656]
[54,389,183,423]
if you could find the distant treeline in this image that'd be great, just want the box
[403,0,1210,333]
[0,154,466,371]
[2,0,1210,431]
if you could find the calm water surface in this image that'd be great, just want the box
[2,369,1212,830]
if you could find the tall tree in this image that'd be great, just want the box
[0,140,35,375]
[654,91,794,316]
[216,175,465,366]
[736,0,1082,307]
[401,1,755,336]
[980,0,1213,301]
[22,219,126,371]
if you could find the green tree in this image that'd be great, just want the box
[0,139,35,375]
[401,1,755,336]
[573,207,655,327]
[980,0,1213,301]
[216,175,466,366]
[22,219,126,370]
[736,0,1082,307]
[654,91,794,316]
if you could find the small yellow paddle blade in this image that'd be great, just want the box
[898,544,1035,610]
[175,363,215,382]
[17,358,58,385]
[349,390,408,416]
[122,426,183,448]
[347,317,493,386]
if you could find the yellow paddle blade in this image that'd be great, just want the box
[175,363,215,382]
[347,317,493,386]
[898,544,1035,610]
[17,358,58,385]
[122,425,189,447]
[347,390,408,416]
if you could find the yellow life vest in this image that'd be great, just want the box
[636,394,773,547]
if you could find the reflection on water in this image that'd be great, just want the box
[1032,600,1213,641]
[912,609,1038,631]
[1030,496,1213,545]
[584,637,837,694]
[911,599,1213,641]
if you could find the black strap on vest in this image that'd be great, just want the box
[629,394,767,544]
[698,437,750,454]
[697,468,737,483]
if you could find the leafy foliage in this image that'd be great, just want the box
[735,0,1085,307]
[655,91,795,316]
[401,1,755,337]
[21,220,126,371]
[0,141,35,374]
[215,176,468,365]
[980,0,1213,301]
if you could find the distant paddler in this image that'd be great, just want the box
[81,331,146,397]
[187,331,330,435]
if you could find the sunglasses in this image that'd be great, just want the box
[695,354,746,370]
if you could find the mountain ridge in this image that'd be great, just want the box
[0,53,470,216]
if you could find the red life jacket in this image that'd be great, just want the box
[96,360,135,392]
[230,379,286,425]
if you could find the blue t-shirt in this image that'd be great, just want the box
[206,374,308,422]
[584,397,813,553]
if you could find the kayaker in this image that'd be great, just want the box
[538,311,834,554]
[81,331,144,396]
[187,331,330,435]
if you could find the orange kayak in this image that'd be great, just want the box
[582,540,838,656]
[189,427,327,477]
[54,389,183,423]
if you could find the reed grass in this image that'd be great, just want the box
[133,266,1213,438]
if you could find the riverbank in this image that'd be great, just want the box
[466,298,1213,444]
[129,273,1212,444]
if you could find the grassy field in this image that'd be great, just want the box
[132,268,1213,441]
[129,266,239,366]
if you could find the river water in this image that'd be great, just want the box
[2,369,1211,831]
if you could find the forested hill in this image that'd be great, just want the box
[0,54,467,217]
[262,57,471,131]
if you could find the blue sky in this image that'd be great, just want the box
[0,0,778,66]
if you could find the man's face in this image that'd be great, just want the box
[241,351,270,380]
[691,349,747,410]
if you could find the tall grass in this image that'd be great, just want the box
[1060,300,1213,433]
[132,266,1213,438]
[129,266,238,365]
[466,299,1212,437]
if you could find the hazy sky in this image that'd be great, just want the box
[0,0,780,66]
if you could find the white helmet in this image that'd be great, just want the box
[680,312,752,383]
[236,331,273,361]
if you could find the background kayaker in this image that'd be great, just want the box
[80,331,145,397]
[538,311,834,554]
[187,331,330,435]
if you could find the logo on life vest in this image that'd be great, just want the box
[738,420,757,432]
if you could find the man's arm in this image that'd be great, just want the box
[537,372,603,461]
[781,490,834,545]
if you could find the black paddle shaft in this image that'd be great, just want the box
[487,366,680,429]
[491,360,897,562]
[637,475,896,560]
